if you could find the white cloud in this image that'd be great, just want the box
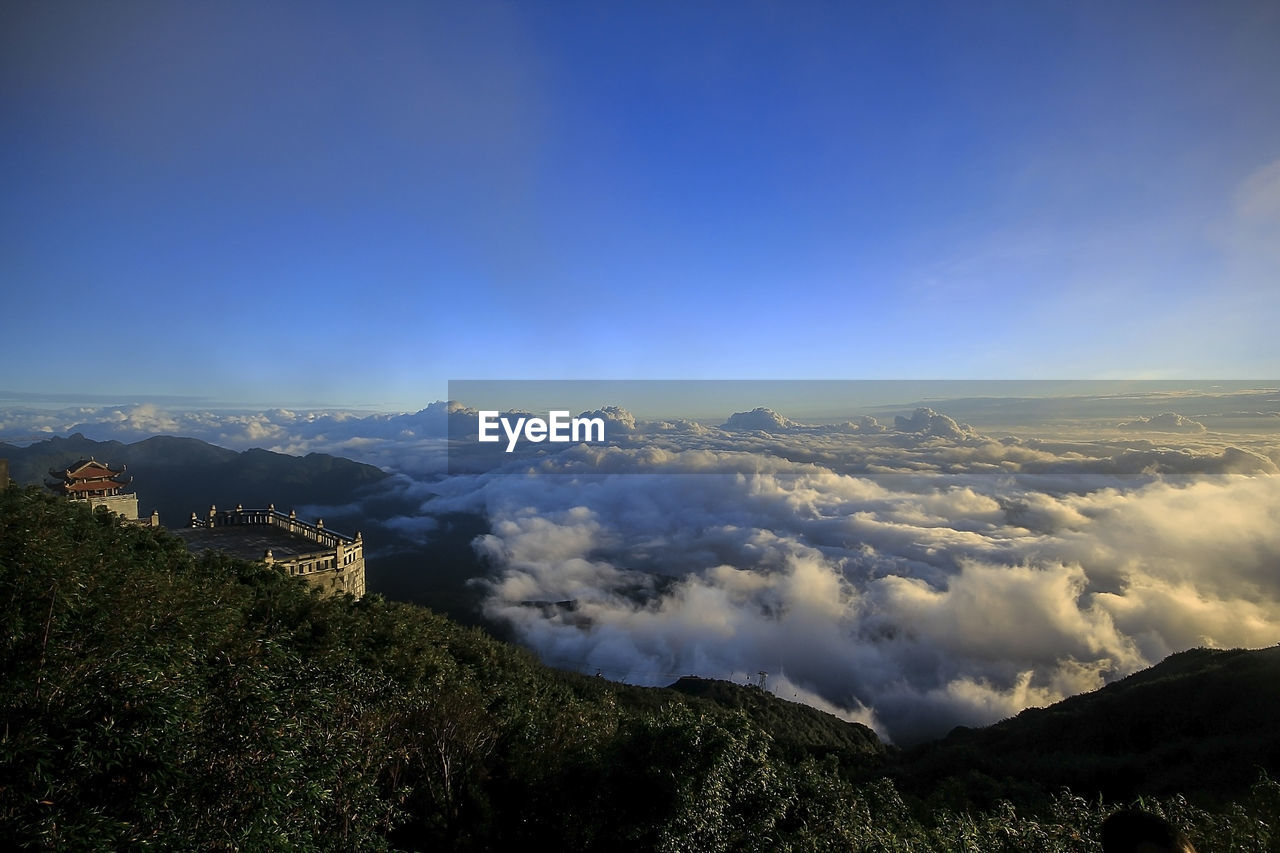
[458,446,1280,744]
[1117,411,1206,432]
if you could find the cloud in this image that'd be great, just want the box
[381,513,441,545]
[894,407,978,440]
[723,407,884,436]
[577,406,639,433]
[723,407,800,432]
[450,444,1280,744]
[1117,411,1207,432]
[1234,156,1280,258]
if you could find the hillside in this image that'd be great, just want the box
[2,485,1278,850]
[668,676,886,767]
[896,645,1280,811]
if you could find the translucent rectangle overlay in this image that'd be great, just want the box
[444,379,1280,477]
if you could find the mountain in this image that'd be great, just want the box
[896,645,1280,809]
[1,433,388,524]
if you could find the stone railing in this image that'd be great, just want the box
[188,503,364,597]
[190,504,360,547]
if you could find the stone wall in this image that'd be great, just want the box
[72,492,140,521]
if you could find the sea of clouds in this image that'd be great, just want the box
[4,389,1279,744]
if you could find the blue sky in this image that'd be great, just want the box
[3,1,1279,411]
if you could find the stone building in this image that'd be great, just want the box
[174,504,366,599]
[46,458,158,525]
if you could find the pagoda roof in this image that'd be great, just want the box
[50,458,127,479]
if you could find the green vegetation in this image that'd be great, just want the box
[668,676,884,767]
[2,485,1278,850]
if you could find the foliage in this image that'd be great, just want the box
[668,676,886,766]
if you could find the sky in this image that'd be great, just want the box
[4,1,1280,411]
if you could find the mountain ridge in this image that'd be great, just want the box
[1,433,388,524]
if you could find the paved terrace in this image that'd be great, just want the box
[171,523,325,561]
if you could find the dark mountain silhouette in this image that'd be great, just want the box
[895,645,1280,809]
[1,433,388,524]
[656,648,1280,811]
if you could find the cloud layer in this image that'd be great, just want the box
[409,397,1280,744]
[443,455,1280,744]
